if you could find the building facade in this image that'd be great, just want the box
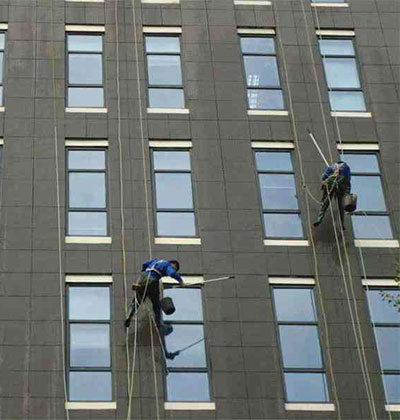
[0,0,398,418]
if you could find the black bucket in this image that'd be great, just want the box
[160,297,175,315]
[343,193,357,213]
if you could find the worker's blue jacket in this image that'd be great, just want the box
[322,162,351,190]
[142,258,183,283]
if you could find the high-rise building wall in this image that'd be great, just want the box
[0,0,398,419]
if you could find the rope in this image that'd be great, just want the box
[50,0,69,417]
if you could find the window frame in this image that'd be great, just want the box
[66,32,105,108]
[66,283,113,402]
[319,36,366,112]
[271,285,331,403]
[66,146,109,237]
[254,149,304,239]
[150,148,197,238]
[144,34,185,109]
[162,284,213,402]
[239,34,285,110]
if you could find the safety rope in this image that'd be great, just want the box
[50,0,69,417]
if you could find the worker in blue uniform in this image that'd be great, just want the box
[124,258,183,330]
[313,161,351,229]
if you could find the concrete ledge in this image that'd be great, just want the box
[311,2,349,7]
[386,405,400,412]
[149,140,192,148]
[285,403,335,411]
[252,141,294,149]
[66,236,112,244]
[337,143,379,151]
[248,110,289,116]
[0,107,5,112]
[164,402,216,411]
[269,277,315,285]
[264,239,309,247]
[155,237,201,245]
[66,107,107,113]
[66,275,113,284]
[362,279,398,287]
[143,26,182,34]
[65,25,105,33]
[234,0,272,5]
[66,0,104,2]
[65,140,108,147]
[316,29,355,37]
[0,138,3,145]
[355,239,399,248]
[331,111,372,118]
[238,28,275,35]
[147,108,189,114]
[142,0,179,2]
[0,24,8,30]
[65,402,116,410]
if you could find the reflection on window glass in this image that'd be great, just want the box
[383,375,400,404]
[273,288,317,322]
[153,151,190,171]
[69,286,110,320]
[155,173,193,209]
[157,213,196,237]
[0,32,5,106]
[240,35,285,110]
[285,373,329,402]
[167,372,210,402]
[68,212,107,236]
[69,371,112,401]
[164,288,203,321]
[148,88,185,109]
[263,214,303,239]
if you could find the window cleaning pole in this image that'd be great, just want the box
[170,275,235,288]
[307,129,330,166]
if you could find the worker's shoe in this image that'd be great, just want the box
[166,351,180,360]
[124,317,131,328]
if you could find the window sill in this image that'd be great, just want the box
[65,402,116,410]
[0,107,5,112]
[285,403,335,411]
[248,110,289,116]
[66,0,104,2]
[66,107,108,114]
[164,402,216,411]
[155,237,201,245]
[142,0,179,3]
[354,239,399,248]
[386,405,400,412]
[331,111,372,118]
[311,2,348,7]
[264,239,309,247]
[66,236,112,244]
[147,108,190,114]
[234,0,272,5]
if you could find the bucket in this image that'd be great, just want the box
[160,297,175,315]
[343,193,357,213]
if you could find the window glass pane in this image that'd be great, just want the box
[352,176,387,212]
[0,86,3,107]
[323,58,360,88]
[383,374,400,404]
[69,54,103,84]
[148,55,182,85]
[70,324,110,367]
[69,173,106,208]
[0,34,4,50]
[145,36,180,53]
[244,56,280,87]
[0,52,3,82]
[68,35,102,52]
[0,147,3,178]
[153,151,190,171]
[167,372,210,402]
[165,325,206,368]
[69,150,106,170]
[329,91,366,112]
[319,39,354,56]
[155,173,193,209]
[240,37,275,54]
[279,325,323,368]
[259,174,299,210]
[285,373,329,402]
[69,371,112,401]
[375,327,400,370]
[273,288,317,322]
[68,211,107,236]
[149,88,185,109]
[157,212,196,237]
[68,87,104,107]
[69,287,110,320]
[263,213,303,238]
[352,215,393,239]
[367,290,400,324]
[164,288,203,321]
[248,89,284,110]
[255,151,293,172]
[340,154,379,174]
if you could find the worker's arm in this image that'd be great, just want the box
[142,258,156,271]
[322,166,333,181]
[166,264,183,284]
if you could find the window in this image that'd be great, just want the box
[67,33,104,107]
[0,32,5,106]
[255,150,303,238]
[239,35,284,110]
[145,35,185,109]
[152,150,196,237]
[312,0,345,2]
[67,148,108,236]
[0,145,3,178]
[272,287,330,403]
[319,38,366,112]
[340,152,393,239]
[67,285,112,401]
[163,286,211,402]
[366,289,400,404]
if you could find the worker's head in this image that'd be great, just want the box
[169,260,180,272]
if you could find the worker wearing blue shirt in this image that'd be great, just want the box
[125,258,183,329]
[314,161,351,228]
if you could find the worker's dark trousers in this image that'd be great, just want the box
[316,186,346,227]
[126,280,162,327]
